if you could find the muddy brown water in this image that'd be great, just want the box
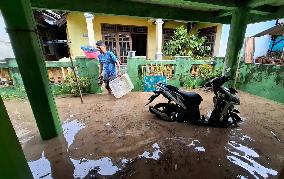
[4,90,284,179]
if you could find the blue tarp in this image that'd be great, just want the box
[143,75,167,92]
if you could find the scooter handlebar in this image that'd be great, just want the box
[202,76,233,88]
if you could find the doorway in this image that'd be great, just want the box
[131,34,147,56]
[102,24,147,63]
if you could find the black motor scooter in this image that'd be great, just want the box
[145,76,242,127]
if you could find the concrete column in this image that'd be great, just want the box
[0,96,33,179]
[84,13,95,46]
[155,19,164,60]
[1,0,62,140]
[224,6,249,85]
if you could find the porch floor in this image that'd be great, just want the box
[4,90,284,178]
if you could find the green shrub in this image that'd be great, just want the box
[163,26,211,58]
[58,74,91,96]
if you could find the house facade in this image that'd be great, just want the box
[66,12,223,62]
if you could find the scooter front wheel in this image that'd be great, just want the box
[149,103,176,122]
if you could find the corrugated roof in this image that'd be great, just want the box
[252,24,284,37]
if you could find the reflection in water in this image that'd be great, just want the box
[62,118,86,149]
[195,147,206,152]
[239,135,253,141]
[139,143,163,160]
[187,140,206,152]
[121,158,129,164]
[28,151,53,179]
[70,157,120,178]
[238,175,248,179]
[70,143,163,178]
[226,131,278,178]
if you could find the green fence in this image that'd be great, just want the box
[127,56,224,91]
[2,57,284,104]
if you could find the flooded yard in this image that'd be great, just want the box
[4,90,284,179]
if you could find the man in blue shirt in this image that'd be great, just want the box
[96,40,121,94]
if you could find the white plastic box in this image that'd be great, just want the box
[109,73,134,98]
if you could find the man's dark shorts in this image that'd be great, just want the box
[104,76,116,90]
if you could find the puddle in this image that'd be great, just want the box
[28,151,52,179]
[194,146,206,152]
[139,143,162,160]
[62,118,86,149]
[239,135,253,141]
[121,158,129,164]
[187,140,206,152]
[70,142,164,178]
[226,131,278,178]
[70,157,120,178]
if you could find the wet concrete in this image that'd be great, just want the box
[4,90,284,178]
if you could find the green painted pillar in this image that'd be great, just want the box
[1,0,62,140]
[224,6,249,85]
[0,96,33,179]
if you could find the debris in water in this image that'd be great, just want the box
[106,123,111,126]
[175,164,178,170]
[270,131,281,142]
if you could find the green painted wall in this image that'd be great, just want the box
[236,62,284,104]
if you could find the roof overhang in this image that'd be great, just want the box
[1,0,284,24]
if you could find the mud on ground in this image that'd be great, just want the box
[4,89,284,179]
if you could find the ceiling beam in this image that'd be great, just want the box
[184,0,236,6]
[250,9,272,15]
[216,9,272,18]
[29,0,231,23]
[129,0,236,10]
[249,5,284,23]
[249,0,284,8]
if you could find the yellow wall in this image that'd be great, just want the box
[92,14,158,59]
[163,21,186,29]
[66,12,89,58]
[66,12,222,59]
[66,12,158,59]
[188,22,223,56]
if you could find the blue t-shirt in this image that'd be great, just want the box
[98,51,117,80]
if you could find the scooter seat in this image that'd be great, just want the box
[178,91,203,105]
